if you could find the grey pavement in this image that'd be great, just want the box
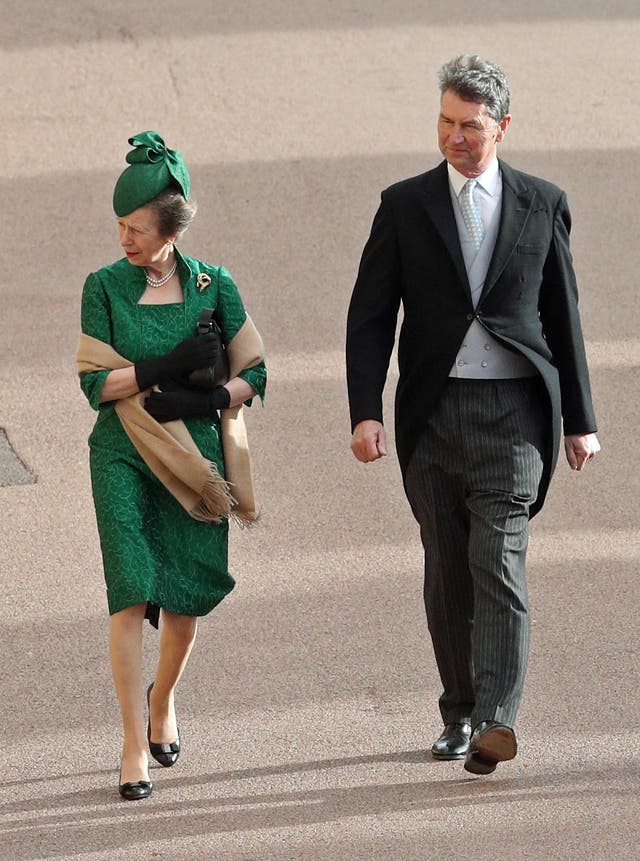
[1,2,638,859]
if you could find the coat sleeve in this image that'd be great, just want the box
[79,272,112,410]
[216,266,266,405]
[346,194,402,429]
[538,192,597,436]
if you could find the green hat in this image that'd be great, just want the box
[112,131,191,216]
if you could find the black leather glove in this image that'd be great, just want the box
[144,385,231,423]
[134,334,220,391]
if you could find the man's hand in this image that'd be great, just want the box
[564,433,600,471]
[351,420,388,463]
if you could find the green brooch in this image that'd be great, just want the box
[197,273,211,292]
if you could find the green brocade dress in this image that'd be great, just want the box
[79,250,266,624]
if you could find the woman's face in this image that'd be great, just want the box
[117,205,174,268]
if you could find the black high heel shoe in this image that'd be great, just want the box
[119,773,153,801]
[147,683,181,767]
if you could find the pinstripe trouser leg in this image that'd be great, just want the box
[404,378,545,728]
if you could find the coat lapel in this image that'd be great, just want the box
[481,161,537,301]
[419,161,471,301]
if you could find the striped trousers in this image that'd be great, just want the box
[404,378,545,728]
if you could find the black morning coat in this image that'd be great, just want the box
[346,159,597,517]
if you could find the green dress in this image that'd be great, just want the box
[80,250,266,624]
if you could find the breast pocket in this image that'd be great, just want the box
[516,243,546,255]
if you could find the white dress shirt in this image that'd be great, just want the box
[447,160,536,379]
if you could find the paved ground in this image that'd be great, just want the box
[1,2,638,859]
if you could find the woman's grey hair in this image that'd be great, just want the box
[146,186,198,240]
[438,55,510,122]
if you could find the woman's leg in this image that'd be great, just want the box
[109,603,149,783]
[148,610,198,743]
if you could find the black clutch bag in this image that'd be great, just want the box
[188,308,229,389]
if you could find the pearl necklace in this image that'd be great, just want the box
[145,260,177,288]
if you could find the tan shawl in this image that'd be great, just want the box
[77,316,264,525]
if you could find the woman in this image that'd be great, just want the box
[77,132,266,800]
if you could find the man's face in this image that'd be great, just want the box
[438,89,510,177]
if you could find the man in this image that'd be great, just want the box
[346,55,599,775]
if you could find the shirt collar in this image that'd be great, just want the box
[447,158,501,197]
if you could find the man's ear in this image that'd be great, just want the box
[496,114,512,143]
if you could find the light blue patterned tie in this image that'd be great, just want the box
[459,179,485,250]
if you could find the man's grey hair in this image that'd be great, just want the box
[438,55,510,122]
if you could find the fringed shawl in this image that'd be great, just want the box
[77,315,264,525]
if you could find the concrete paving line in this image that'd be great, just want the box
[3,19,640,180]
[2,735,636,824]
[1,759,637,839]
[6,339,637,384]
[526,528,640,562]
[3,689,639,771]
[222,526,638,601]
[2,770,635,833]
[247,529,639,571]
[266,340,640,383]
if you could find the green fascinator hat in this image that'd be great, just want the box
[113,131,191,216]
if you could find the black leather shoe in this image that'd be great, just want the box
[147,683,181,768]
[119,778,153,800]
[431,721,472,760]
[464,720,517,775]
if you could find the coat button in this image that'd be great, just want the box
[466,313,474,321]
